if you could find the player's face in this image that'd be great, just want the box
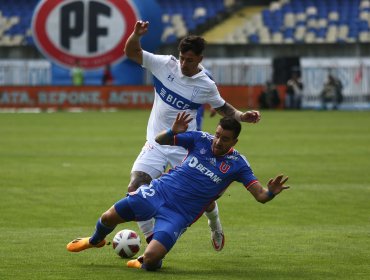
[179,51,203,77]
[212,126,238,156]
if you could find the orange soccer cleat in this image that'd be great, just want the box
[127,255,163,270]
[66,237,106,252]
[127,255,143,269]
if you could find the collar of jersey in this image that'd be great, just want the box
[213,147,234,157]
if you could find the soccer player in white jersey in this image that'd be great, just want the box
[66,112,289,271]
[123,20,261,250]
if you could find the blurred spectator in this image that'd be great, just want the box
[320,74,343,110]
[102,64,114,85]
[196,105,217,131]
[196,68,218,130]
[71,59,84,86]
[258,81,280,109]
[286,72,303,109]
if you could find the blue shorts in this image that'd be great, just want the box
[114,184,188,251]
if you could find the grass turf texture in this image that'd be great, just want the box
[0,110,369,280]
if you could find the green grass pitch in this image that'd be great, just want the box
[0,110,369,280]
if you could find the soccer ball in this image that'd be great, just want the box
[112,229,141,258]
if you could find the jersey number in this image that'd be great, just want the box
[140,185,156,198]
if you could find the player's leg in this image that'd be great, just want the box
[127,238,167,271]
[204,201,224,251]
[130,142,167,243]
[127,208,187,271]
[66,202,129,252]
[67,188,158,253]
[128,171,155,242]
[168,149,224,251]
[127,171,152,193]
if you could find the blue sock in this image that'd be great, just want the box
[89,218,115,245]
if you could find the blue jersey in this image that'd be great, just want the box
[151,131,258,224]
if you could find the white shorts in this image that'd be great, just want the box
[131,141,187,179]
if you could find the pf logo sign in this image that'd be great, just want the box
[32,0,138,69]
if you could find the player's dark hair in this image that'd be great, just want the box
[178,35,206,56]
[218,117,241,139]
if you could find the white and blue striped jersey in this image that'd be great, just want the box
[151,131,258,225]
[142,51,225,143]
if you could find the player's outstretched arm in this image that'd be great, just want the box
[155,112,193,145]
[214,102,261,124]
[247,174,289,203]
[124,20,149,65]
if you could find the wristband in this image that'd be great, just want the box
[166,128,174,137]
[267,190,275,198]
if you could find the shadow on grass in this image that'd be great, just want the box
[78,260,308,280]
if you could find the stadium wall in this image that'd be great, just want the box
[0,85,284,111]
[1,57,369,110]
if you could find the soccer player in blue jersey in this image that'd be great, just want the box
[67,112,289,271]
[124,20,261,250]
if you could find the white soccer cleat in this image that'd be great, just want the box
[211,229,225,251]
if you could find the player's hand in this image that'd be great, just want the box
[209,108,217,118]
[172,112,193,134]
[240,110,261,123]
[267,174,289,195]
[134,20,149,37]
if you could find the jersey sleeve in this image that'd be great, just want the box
[235,155,258,189]
[173,131,197,150]
[142,50,171,74]
[208,84,226,108]
[207,82,226,109]
[201,67,226,109]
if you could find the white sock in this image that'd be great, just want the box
[204,202,222,231]
[137,219,154,240]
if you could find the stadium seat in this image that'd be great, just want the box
[0,0,368,46]
[248,33,260,44]
[224,0,370,44]
[161,26,176,43]
[359,30,370,41]
[156,0,231,44]
[0,0,39,46]
[0,0,232,46]
[272,32,283,43]
[338,25,349,41]
[284,12,296,27]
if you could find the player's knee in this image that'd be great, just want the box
[100,211,112,226]
[100,210,112,225]
[127,182,139,193]
[127,171,152,192]
[100,208,117,227]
